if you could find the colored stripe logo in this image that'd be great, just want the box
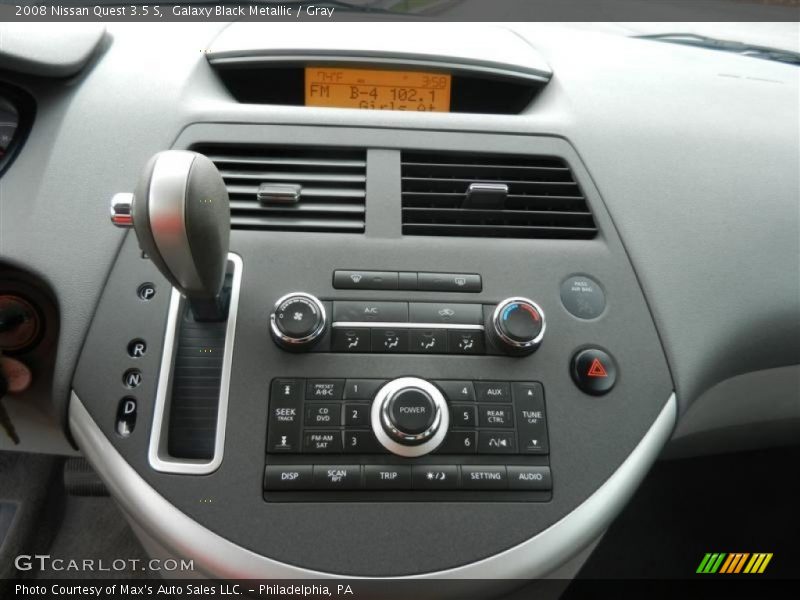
[697,552,773,574]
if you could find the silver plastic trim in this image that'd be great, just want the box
[147,253,243,475]
[148,150,204,293]
[371,377,449,457]
[69,392,676,580]
[491,297,546,350]
[269,292,327,348]
[333,322,484,331]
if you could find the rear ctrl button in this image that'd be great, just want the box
[571,348,617,395]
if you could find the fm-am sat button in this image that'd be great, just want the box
[303,431,343,453]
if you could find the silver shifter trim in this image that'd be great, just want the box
[147,252,243,474]
[148,151,205,295]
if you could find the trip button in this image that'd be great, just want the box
[306,380,344,401]
[303,431,343,453]
[412,465,459,490]
[461,466,508,490]
[364,465,411,489]
[475,381,510,402]
[371,328,409,353]
[331,328,370,352]
[478,431,516,454]
[478,405,514,428]
[264,465,314,490]
[313,465,361,490]
[304,403,341,427]
[508,466,552,490]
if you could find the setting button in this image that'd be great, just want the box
[508,466,552,490]
[306,380,344,401]
[304,403,341,427]
[412,465,459,489]
[461,466,508,490]
[364,465,411,490]
[303,431,343,453]
[264,465,314,491]
[478,405,514,428]
[313,465,361,490]
[571,348,617,395]
[475,381,510,402]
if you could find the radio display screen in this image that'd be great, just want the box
[305,67,451,112]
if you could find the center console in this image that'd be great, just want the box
[69,122,675,581]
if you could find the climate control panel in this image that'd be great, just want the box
[264,377,551,500]
[268,294,546,356]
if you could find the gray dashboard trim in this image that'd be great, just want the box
[69,391,676,580]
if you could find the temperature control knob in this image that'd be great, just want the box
[269,293,327,351]
[371,377,450,457]
[490,297,546,355]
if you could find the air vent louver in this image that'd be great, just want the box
[196,145,366,233]
[401,152,597,239]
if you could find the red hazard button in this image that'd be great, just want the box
[571,348,617,395]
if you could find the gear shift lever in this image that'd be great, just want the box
[111,150,230,321]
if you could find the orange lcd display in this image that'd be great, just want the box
[305,67,451,112]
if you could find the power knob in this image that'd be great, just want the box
[269,292,327,351]
[371,377,450,458]
[489,297,546,356]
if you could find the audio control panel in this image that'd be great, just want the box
[264,377,551,501]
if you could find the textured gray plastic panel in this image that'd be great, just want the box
[73,126,672,575]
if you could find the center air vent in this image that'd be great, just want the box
[195,145,366,233]
[401,152,596,239]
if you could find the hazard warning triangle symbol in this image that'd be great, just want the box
[587,358,608,378]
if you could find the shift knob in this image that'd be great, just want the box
[111,150,230,321]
